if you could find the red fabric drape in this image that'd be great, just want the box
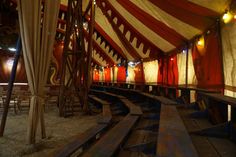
[192,28,223,89]
[93,70,99,82]
[104,68,111,82]
[167,55,178,86]
[134,63,145,84]
[118,0,187,47]
[117,66,126,83]
[157,56,178,86]
[157,58,168,84]
[148,0,217,31]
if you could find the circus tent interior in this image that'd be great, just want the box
[0,0,236,156]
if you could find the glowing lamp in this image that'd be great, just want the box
[6,59,14,71]
[170,58,174,61]
[8,47,16,52]
[234,15,236,19]
[222,11,233,23]
[197,36,204,47]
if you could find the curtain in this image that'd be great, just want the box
[143,60,158,84]
[167,55,178,86]
[187,48,198,86]
[126,65,135,84]
[191,27,223,89]
[222,22,236,95]
[99,69,105,82]
[158,58,165,84]
[17,0,60,144]
[177,52,186,85]
[93,70,99,82]
[117,66,126,83]
[104,68,111,82]
[134,62,145,84]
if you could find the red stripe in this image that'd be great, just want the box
[84,31,115,66]
[100,0,163,55]
[118,0,187,47]
[95,22,127,60]
[166,0,219,17]
[148,0,216,31]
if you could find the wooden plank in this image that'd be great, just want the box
[89,95,112,124]
[82,114,139,157]
[89,95,110,105]
[120,99,143,116]
[157,105,198,157]
[199,92,236,107]
[102,91,126,99]
[153,96,178,105]
[98,104,112,124]
[52,124,107,157]
[124,130,157,149]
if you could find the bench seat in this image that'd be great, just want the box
[82,114,139,157]
[157,105,198,157]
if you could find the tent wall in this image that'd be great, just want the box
[0,54,27,83]
[143,60,158,84]
[222,22,236,97]
[191,27,224,90]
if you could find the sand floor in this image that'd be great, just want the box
[0,106,99,157]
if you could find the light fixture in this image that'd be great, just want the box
[128,61,140,68]
[222,10,233,23]
[93,0,96,5]
[197,36,204,47]
[182,49,186,54]
[6,59,14,71]
[83,22,88,30]
[170,58,174,61]
[8,47,17,52]
[234,15,236,19]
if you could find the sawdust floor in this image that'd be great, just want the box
[0,106,99,157]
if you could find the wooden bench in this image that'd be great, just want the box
[89,95,112,124]
[52,124,107,157]
[82,114,139,157]
[157,105,198,157]
[120,98,143,116]
[90,89,143,116]
[101,91,142,115]
[137,91,178,105]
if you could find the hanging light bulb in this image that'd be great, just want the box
[222,10,233,23]
[197,36,204,47]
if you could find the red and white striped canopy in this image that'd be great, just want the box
[60,0,229,66]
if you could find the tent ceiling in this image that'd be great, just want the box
[1,0,230,67]
[82,0,228,65]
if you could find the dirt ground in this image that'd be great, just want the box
[0,106,99,157]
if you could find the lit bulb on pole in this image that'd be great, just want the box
[222,10,233,23]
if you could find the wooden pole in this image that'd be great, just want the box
[83,0,95,112]
[185,44,189,87]
[0,37,22,136]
